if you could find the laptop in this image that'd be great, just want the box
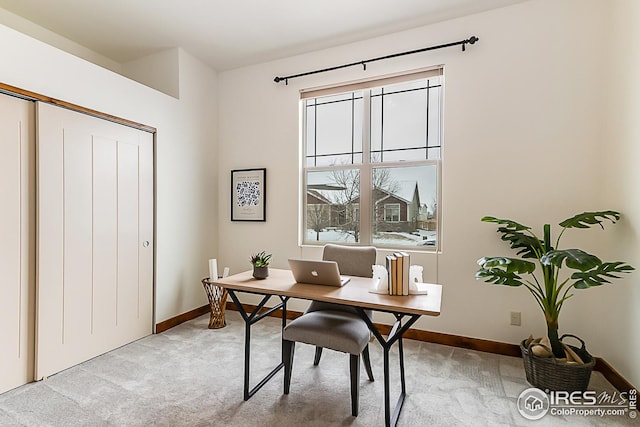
[288,259,351,287]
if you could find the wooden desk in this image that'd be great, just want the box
[214,268,442,427]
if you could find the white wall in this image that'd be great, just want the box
[122,48,181,98]
[601,0,640,388]
[218,0,638,387]
[0,26,216,324]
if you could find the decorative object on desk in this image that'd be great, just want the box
[386,252,410,295]
[250,250,272,279]
[409,265,423,284]
[208,259,218,281]
[202,274,229,329]
[231,168,266,221]
[476,211,634,391]
[408,265,428,295]
[370,264,389,294]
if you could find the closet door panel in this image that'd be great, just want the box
[36,102,154,379]
[0,94,35,394]
[116,141,140,327]
[92,137,118,336]
[62,132,94,347]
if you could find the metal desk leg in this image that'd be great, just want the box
[226,289,289,400]
[356,308,420,427]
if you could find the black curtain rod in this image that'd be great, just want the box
[274,35,478,85]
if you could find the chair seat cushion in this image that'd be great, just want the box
[283,310,370,355]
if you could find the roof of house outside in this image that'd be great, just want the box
[307,181,419,205]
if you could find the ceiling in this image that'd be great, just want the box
[0,0,527,70]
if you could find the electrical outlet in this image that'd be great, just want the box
[510,311,521,326]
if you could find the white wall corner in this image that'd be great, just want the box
[121,47,181,98]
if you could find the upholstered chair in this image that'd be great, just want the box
[282,244,376,416]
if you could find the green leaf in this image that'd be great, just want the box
[475,268,528,287]
[541,249,602,272]
[477,257,536,274]
[570,262,635,289]
[481,216,544,258]
[497,228,545,259]
[481,216,531,231]
[476,257,536,287]
[559,211,620,230]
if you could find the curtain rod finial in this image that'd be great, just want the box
[274,76,283,83]
[468,36,479,44]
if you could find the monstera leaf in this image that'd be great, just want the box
[571,262,635,289]
[481,216,531,231]
[559,211,620,229]
[481,217,544,258]
[476,257,536,287]
[540,249,602,272]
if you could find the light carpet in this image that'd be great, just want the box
[0,311,635,426]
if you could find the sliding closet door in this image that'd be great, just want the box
[0,94,35,393]
[36,102,154,379]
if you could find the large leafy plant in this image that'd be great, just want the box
[476,211,633,358]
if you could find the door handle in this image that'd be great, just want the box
[142,240,150,248]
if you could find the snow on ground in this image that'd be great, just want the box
[306,229,437,247]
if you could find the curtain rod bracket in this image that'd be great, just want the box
[274,35,479,84]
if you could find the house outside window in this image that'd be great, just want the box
[302,68,442,249]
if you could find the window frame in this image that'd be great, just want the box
[300,67,443,251]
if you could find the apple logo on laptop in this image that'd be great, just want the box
[311,270,319,277]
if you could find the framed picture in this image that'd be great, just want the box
[231,168,266,221]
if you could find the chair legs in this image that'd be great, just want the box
[287,343,372,417]
[283,340,295,394]
[349,354,360,417]
[362,345,374,382]
[313,346,323,365]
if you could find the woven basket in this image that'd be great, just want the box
[201,278,228,329]
[520,334,595,392]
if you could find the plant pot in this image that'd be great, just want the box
[520,334,595,392]
[252,266,269,280]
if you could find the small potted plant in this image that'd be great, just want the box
[476,211,633,391]
[250,251,272,280]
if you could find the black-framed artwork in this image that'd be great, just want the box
[231,168,266,221]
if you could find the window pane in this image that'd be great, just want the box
[382,89,427,153]
[371,81,438,163]
[427,85,442,153]
[370,95,382,160]
[371,164,438,248]
[305,104,316,160]
[305,169,360,243]
[305,92,363,166]
[383,79,427,93]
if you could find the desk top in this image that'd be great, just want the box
[213,268,442,317]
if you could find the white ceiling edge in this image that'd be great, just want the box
[0,8,122,74]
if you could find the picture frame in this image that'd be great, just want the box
[231,168,266,221]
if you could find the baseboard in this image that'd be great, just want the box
[595,357,636,393]
[156,302,636,392]
[155,304,210,333]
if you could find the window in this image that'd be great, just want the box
[384,204,400,222]
[302,68,442,249]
